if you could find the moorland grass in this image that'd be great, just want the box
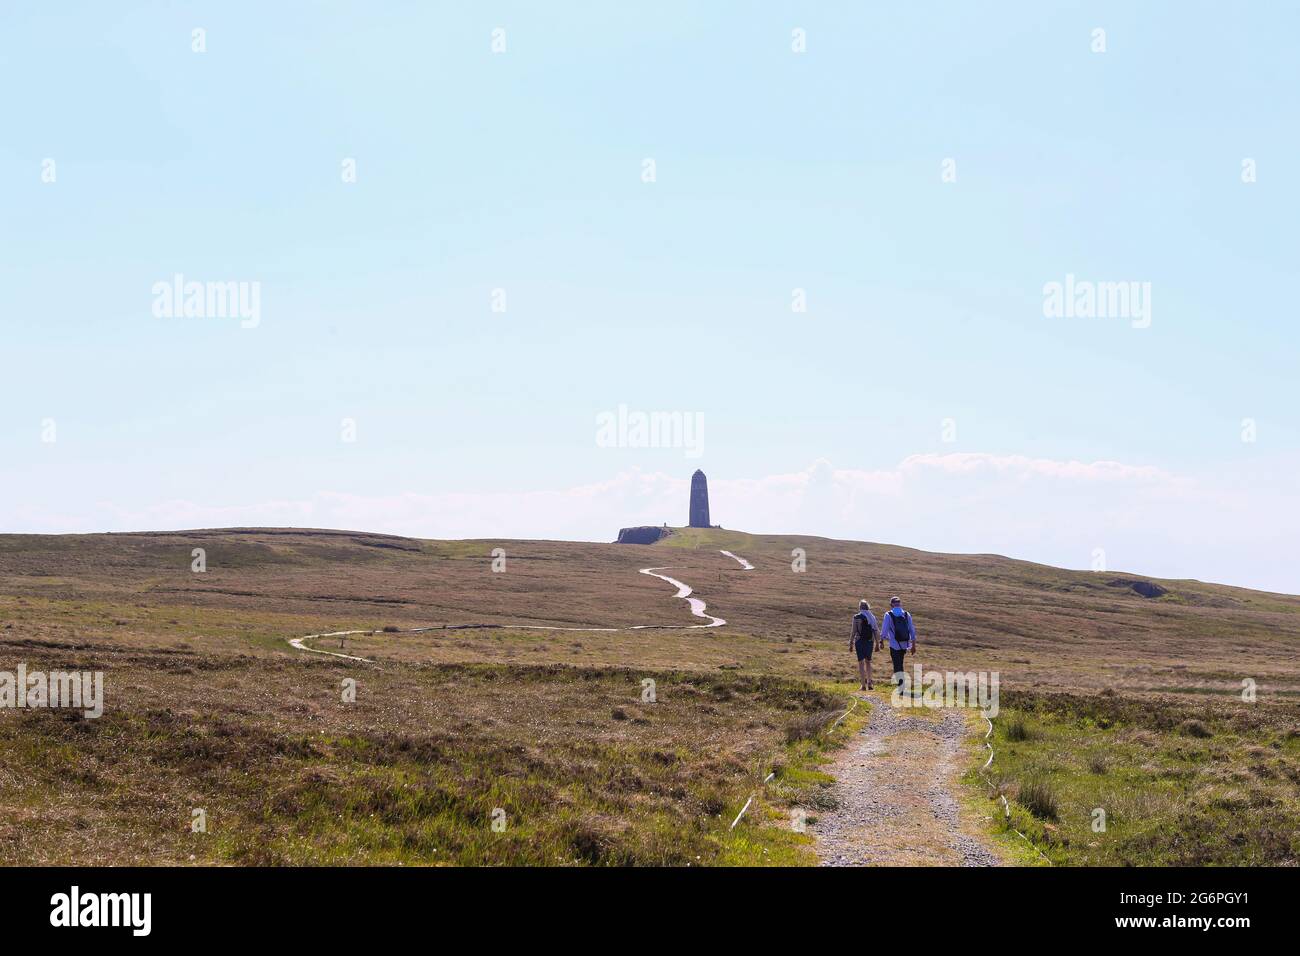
[966,690,1300,865]
[4,528,1300,865]
[0,659,851,866]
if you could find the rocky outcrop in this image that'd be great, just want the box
[616,526,672,545]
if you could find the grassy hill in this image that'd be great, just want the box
[1,527,1297,865]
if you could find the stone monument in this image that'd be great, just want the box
[688,469,710,528]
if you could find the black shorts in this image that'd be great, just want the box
[854,637,874,661]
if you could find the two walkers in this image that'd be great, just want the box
[849,596,916,691]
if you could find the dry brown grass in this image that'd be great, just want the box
[4,526,1296,697]
[0,650,838,865]
[2,526,1297,865]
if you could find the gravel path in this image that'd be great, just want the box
[813,699,1000,867]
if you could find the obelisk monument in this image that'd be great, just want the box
[688,470,710,528]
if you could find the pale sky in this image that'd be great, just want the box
[2,3,1297,592]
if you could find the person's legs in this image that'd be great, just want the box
[856,656,867,688]
[890,646,907,684]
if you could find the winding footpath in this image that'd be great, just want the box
[286,549,754,661]
[636,568,727,627]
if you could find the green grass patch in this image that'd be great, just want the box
[964,691,1300,865]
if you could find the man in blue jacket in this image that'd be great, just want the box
[879,596,916,686]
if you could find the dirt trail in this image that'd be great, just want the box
[814,699,1000,867]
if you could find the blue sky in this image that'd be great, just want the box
[2,2,1297,591]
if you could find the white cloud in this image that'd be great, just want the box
[896,452,1174,483]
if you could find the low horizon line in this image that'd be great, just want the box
[5,523,1290,598]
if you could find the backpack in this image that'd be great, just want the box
[889,609,910,643]
[854,612,874,641]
